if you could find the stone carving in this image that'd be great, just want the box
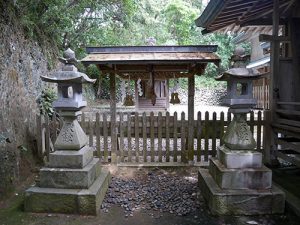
[60,122,75,143]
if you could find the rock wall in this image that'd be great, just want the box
[0,5,57,195]
[177,87,227,105]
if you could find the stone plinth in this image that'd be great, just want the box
[209,158,272,189]
[198,169,285,215]
[25,170,110,215]
[48,146,93,168]
[25,146,110,215]
[218,145,262,169]
[198,146,285,215]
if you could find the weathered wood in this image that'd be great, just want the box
[103,112,108,162]
[88,118,93,147]
[173,112,178,162]
[36,115,43,159]
[127,112,132,162]
[119,112,124,162]
[257,111,262,151]
[166,112,170,162]
[45,115,50,161]
[150,112,155,162]
[212,112,217,157]
[220,111,225,146]
[250,111,254,134]
[188,76,195,162]
[52,112,58,141]
[196,111,202,162]
[158,112,163,162]
[81,112,86,132]
[204,111,209,161]
[110,73,117,163]
[181,112,187,163]
[263,110,271,164]
[95,113,101,158]
[142,112,147,162]
[135,112,139,162]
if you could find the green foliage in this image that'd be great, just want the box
[37,88,57,117]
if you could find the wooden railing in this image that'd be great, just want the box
[36,110,266,164]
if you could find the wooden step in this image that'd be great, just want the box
[276,109,300,116]
[272,123,300,139]
[277,138,300,154]
[277,151,300,167]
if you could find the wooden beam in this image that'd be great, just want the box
[259,34,290,42]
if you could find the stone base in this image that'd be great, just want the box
[209,158,272,189]
[198,169,285,215]
[218,145,262,169]
[48,146,93,169]
[24,170,111,215]
[39,158,101,189]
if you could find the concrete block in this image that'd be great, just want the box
[39,158,101,189]
[24,170,111,215]
[218,145,262,169]
[48,146,93,169]
[209,158,272,189]
[198,168,285,215]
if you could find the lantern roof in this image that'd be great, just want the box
[215,67,262,81]
[41,48,96,84]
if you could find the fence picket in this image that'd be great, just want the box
[45,115,50,161]
[150,112,155,162]
[173,112,178,162]
[127,112,132,162]
[166,112,170,162]
[250,111,254,134]
[142,112,147,162]
[96,113,101,158]
[181,112,187,163]
[204,111,209,161]
[88,118,93,147]
[103,112,108,162]
[135,112,139,162]
[119,112,124,162]
[158,112,163,162]
[212,112,217,157]
[196,111,202,162]
[220,112,225,146]
[36,115,43,159]
[257,111,262,151]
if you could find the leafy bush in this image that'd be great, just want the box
[37,88,57,118]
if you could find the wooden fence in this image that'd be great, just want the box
[253,77,270,109]
[36,110,266,164]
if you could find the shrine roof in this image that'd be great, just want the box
[81,45,220,79]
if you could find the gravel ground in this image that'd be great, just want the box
[0,167,299,225]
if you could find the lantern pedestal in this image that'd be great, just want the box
[198,116,285,215]
[24,146,111,215]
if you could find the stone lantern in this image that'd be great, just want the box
[198,47,285,215]
[25,49,111,215]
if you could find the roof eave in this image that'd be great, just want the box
[195,0,226,28]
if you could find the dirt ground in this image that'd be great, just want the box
[0,166,299,225]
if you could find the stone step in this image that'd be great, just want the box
[48,146,93,169]
[218,145,262,169]
[39,158,101,189]
[198,168,285,215]
[24,169,111,215]
[209,158,272,189]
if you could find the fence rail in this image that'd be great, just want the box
[36,110,266,164]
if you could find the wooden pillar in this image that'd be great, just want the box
[165,80,170,110]
[110,72,117,163]
[135,80,139,111]
[267,0,280,165]
[188,75,195,163]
